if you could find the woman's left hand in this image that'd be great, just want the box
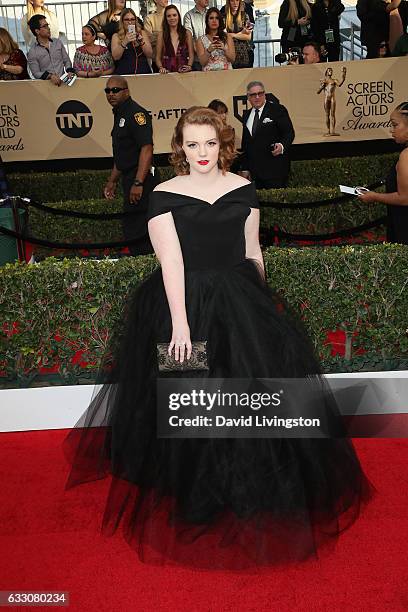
[178,65,192,72]
[136,33,145,46]
[358,191,378,203]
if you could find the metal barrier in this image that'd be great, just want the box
[340,22,366,61]
[253,38,281,68]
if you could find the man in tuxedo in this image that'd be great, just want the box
[239,80,295,189]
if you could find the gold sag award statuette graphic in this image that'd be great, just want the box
[316,66,347,137]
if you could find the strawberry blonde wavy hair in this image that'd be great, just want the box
[170,107,236,175]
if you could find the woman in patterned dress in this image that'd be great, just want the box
[73,24,114,78]
[196,8,235,71]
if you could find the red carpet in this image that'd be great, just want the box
[0,430,407,612]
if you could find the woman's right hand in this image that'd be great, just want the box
[208,43,222,52]
[357,190,378,203]
[298,16,309,25]
[169,322,192,363]
[104,179,117,199]
[124,30,136,45]
[159,66,168,74]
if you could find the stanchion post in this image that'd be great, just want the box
[10,196,26,262]
[273,225,280,246]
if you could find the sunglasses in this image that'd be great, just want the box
[104,87,128,94]
[248,91,265,98]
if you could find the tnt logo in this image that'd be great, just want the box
[56,100,93,138]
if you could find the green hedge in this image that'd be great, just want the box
[7,153,398,202]
[25,188,386,260]
[1,245,407,387]
[253,187,385,234]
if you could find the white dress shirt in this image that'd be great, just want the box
[246,103,266,135]
[245,102,284,153]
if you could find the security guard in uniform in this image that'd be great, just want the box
[103,75,155,255]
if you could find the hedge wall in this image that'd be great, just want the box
[7,153,398,202]
[1,245,407,387]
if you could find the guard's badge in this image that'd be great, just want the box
[134,112,146,126]
[119,118,125,127]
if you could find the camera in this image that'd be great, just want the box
[274,47,302,64]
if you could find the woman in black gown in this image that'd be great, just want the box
[358,102,408,245]
[65,107,373,569]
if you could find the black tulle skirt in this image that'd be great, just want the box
[65,260,373,569]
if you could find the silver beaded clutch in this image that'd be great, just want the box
[157,341,209,372]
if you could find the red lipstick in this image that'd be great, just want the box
[198,161,209,165]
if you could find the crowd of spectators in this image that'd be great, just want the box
[0,0,407,83]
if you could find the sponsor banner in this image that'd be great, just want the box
[1,57,407,162]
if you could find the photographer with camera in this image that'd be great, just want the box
[275,46,302,64]
[302,41,322,62]
[278,0,314,52]
[275,41,322,64]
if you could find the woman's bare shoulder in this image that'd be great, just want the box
[223,172,251,189]
[399,148,408,163]
[153,176,188,193]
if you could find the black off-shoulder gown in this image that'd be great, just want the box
[65,182,373,569]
